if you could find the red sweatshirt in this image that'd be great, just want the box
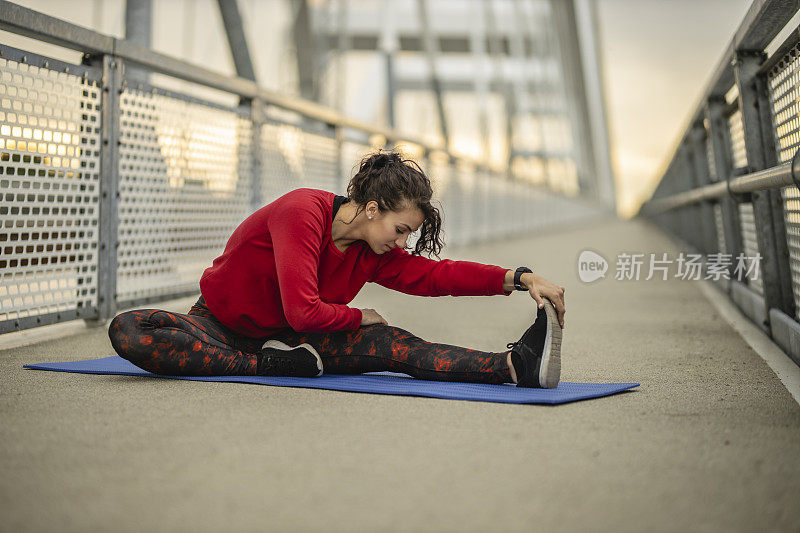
[199,188,512,337]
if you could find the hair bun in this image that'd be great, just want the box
[367,152,401,170]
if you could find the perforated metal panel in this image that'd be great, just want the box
[473,171,491,242]
[258,122,340,207]
[300,128,340,193]
[116,86,253,304]
[768,41,800,319]
[427,155,455,246]
[340,140,371,187]
[783,190,800,314]
[453,164,477,246]
[728,109,748,170]
[0,55,102,325]
[490,177,508,237]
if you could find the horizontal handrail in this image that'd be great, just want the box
[640,161,794,215]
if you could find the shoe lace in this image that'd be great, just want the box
[506,341,518,351]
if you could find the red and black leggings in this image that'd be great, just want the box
[108,296,512,384]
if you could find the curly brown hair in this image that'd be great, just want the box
[345,151,444,258]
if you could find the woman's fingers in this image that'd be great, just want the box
[546,287,566,329]
[552,295,566,329]
[361,308,389,326]
[529,289,545,309]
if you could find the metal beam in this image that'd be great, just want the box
[548,0,596,198]
[291,0,318,101]
[393,78,553,93]
[216,0,256,82]
[511,0,548,180]
[124,0,151,84]
[379,0,399,129]
[125,0,151,46]
[417,0,450,150]
[483,0,515,172]
[113,38,259,96]
[0,0,114,53]
[333,0,351,113]
[468,0,491,161]
[320,33,526,54]
[574,0,616,208]
[87,54,123,325]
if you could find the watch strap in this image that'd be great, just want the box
[513,267,532,291]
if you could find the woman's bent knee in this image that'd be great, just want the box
[107,309,162,366]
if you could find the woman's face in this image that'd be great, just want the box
[364,201,425,254]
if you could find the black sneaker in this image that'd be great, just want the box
[506,300,562,388]
[257,340,323,377]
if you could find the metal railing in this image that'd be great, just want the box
[0,1,606,334]
[639,0,800,365]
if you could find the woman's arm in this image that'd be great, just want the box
[370,248,511,297]
[370,249,566,328]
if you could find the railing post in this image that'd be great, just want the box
[705,97,744,293]
[687,126,718,255]
[250,99,264,213]
[734,50,795,320]
[334,124,346,194]
[86,54,122,325]
[675,146,694,246]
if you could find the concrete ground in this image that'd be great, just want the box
[2,215,799,533]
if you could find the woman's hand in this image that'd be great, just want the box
[520,273,566,329]
[360,308,388,326]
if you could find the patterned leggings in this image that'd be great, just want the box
[108,296,512,384]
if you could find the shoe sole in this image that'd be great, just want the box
[538,301,562,388]
[262,339,323,377]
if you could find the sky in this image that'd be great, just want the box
[594,0,753,217]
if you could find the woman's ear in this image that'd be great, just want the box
[366,200,379,219]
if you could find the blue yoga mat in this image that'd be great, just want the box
[24,356,639,405]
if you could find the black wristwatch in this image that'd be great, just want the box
[513,267,533,291]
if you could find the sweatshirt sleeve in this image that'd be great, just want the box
[269,200,362,332]
[369,247,513,297]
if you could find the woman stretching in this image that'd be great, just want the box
[108,152,566,388]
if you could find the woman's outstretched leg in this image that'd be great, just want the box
[270,325,513,384]
[108,296,512,383]
[107,307,260,376]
